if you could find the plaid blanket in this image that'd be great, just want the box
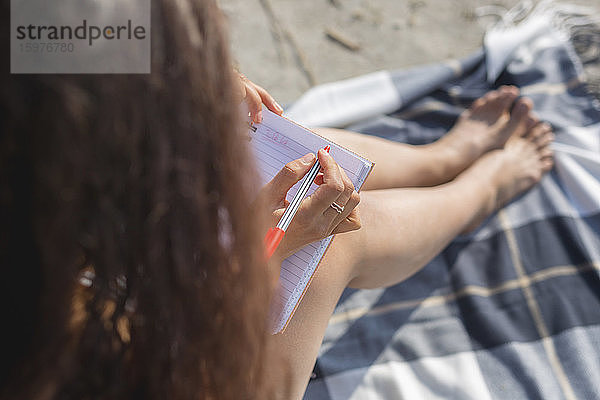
[286,3,600,399]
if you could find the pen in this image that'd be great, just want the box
[264,145,331,259]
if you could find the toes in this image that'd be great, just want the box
[526,115,539,130]
[511,97,533,117]
[470,87,519,114]
[535,127,554,149]
[505,97,533,137]
[526,121,547,139]
[526,122,554,149]
[525,121,547,142]
[499,85,520,97]
[484,91,501,103]
[539,147,553,159]
[471,97,486,110]
[498,85,520,107]
[537,133,555,149]
[471,91,498,110]
[541,158,554,172]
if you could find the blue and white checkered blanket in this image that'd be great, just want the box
[287,3,600,399]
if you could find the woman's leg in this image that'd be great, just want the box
[314,86,544,190]
[268,129,554,399]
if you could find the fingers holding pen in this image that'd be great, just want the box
[331,196,361,234]
[267,147,362,258]
[304,149,345,214]
[303,148,361,235]
[260,153,316,208]
[326,170,360,233]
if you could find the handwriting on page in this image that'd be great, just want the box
[261,128,289,147]
[251,125,306,186]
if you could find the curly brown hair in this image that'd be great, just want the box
[0,0,276,398]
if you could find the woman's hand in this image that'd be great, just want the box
[259,149,361,263]
[236,70,283,123]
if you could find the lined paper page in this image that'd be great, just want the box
[249,109,374,334]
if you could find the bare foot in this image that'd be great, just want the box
[462,123,555,232]
[429,86,538,182]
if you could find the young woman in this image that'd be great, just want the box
[0,0,553,399]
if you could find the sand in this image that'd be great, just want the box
[219,0,600,105]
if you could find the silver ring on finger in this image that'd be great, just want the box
[330,202,344,214]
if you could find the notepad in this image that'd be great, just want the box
[248,108,374,334]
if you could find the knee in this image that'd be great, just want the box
[324,228,365,286]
